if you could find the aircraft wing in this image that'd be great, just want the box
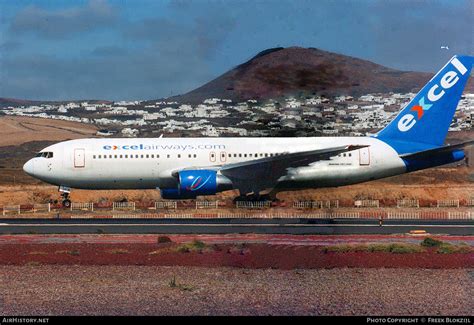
[399,140,474,159]
[217,144,369,193]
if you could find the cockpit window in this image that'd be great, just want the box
[35,152,53,158]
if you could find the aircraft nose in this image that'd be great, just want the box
[23,159,35,176]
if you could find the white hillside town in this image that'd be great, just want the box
[1,93,473,138]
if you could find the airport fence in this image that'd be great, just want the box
[420,211,449,219]
[70,202,94,212]
[387,211,420,219]
[293,200,339,209]
[216,212,363,219]
[155,201,177,210]
[33,203,51,213]
[396,199,419,208]
[162,213,195,219]
[331,211,361,218]
[19,203,51,214]
[28,209,473,220]
[447,211,472,219]
[354,200,380,208]
[437,200,460,208]
[196,200,219,209]
[235,201,272,209]
[2,205,20,216]
[217,212,275,218]
[112,214,164,219]
[113,202,136,211]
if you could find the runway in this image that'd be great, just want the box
[0,218,472,235]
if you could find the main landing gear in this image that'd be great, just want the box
[59,185,72,208]
[233,193,279,203]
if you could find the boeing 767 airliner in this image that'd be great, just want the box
[23,55,474,207]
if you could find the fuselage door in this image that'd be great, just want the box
[359,147,370,166]
[74,148,85,168]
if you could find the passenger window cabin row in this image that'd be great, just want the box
[92,152,285,160]
[40,151,352,161]
[92,153,197,159]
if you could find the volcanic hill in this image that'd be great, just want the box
[169,47,473,103]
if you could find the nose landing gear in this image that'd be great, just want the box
[59,185,72,208]
[61,194,71,208]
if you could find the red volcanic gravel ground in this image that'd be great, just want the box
[0,244,474,269]
[0,242,472,269]
[0,266,472,315]
[0,235,473,315]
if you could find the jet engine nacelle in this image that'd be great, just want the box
[160,170,232,199]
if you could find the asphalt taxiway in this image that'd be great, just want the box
[0,218,472,235]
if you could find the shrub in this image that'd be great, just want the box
[175,240,207,253]
[176,245,190,253]
[455,244,474,253]
[437,243,457,254]
[389,243,424,254]
[437,243,474,254]
[322,244,353,253]
[169,275,177,288]
[322,242,426,254]
[367,244,392,252]
[190,240,207,250]
[157,236,172,244]
[322,244,370,253]
[168,275,194,292]
[421,237,444,247]
[352,244,369,252]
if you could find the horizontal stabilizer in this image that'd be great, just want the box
[400,140,472,172]
[400,139,474,159]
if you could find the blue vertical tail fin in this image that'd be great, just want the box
[376,55,473,154]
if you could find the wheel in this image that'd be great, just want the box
[62,199,71,208]
[260,194,279,202]
[233,195,248,203]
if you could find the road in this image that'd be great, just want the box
[0,218,472,235]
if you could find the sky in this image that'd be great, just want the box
[0,0,472,101]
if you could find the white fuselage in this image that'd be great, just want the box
[23,137,407,192]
